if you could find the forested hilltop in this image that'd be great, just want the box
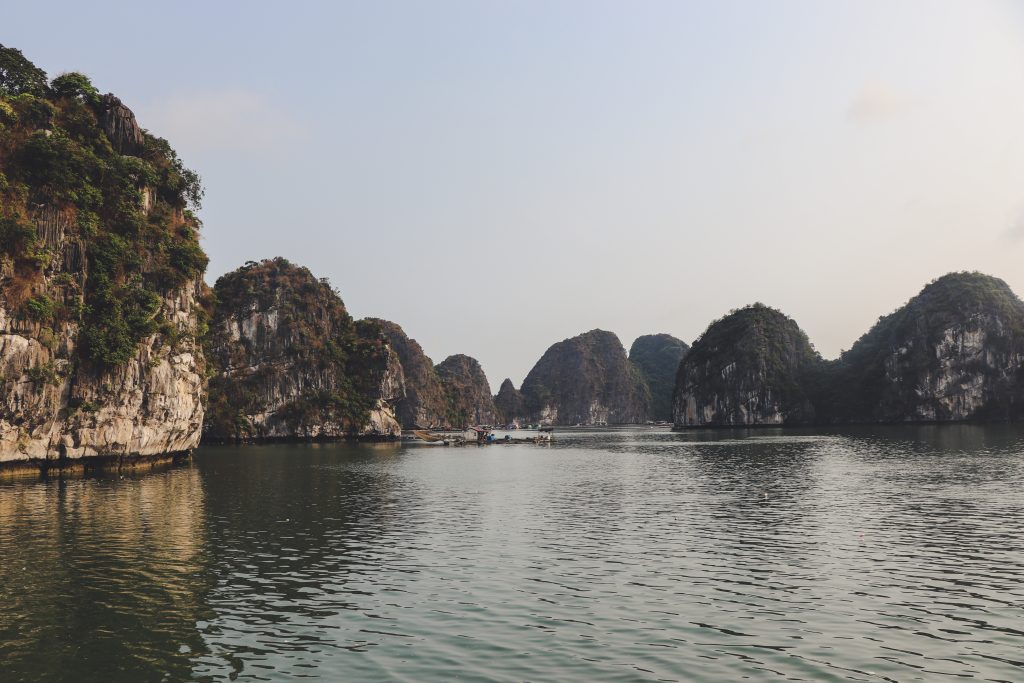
[0,45,209,466]
[673,273,1024,427]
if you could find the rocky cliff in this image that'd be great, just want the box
[366,319,448,428]
[0,47,208,469]
[629,334,689,421]
[673,304,821,427]
[494,378,528,425]
[204,259,403,440]
[435,354,497,427]
[521,329,649,425]
[825,272,1024,422]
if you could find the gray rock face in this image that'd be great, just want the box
[366,319,448,429]
[673,305,821,428]
[0,209,205,464]
[494,378,527,425]
[831,272,1024,422]
[521,329,650,425]
[204,259,402,440]
[435,354,497,427]
[98,94,145,156]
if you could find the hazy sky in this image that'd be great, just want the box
[7,1,1024,391]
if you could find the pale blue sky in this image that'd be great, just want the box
[7,1,1024,390]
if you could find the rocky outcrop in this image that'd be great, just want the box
[0,50,207,471]
[204,259,403,441]
[673,305,821,427]
[826,272,1024,422]
[0,278,205,464]
[366,319,448,429]
[521,329,650,425]
[0,53,208,469]
[435,354,497,427]
[494,378,527,425]
[97,94,145,156]
[629,334,689,422]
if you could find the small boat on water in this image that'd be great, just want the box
[412,430,448,443]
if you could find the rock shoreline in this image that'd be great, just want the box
[0,451,191,478]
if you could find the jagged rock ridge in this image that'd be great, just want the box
[494,378,527,425]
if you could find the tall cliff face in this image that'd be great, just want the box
[435,354,497,427]
[673,305,821,427]
[366,319,448,429]
[0,48,208,466]
[494,378,527,425]
[629,334,689,422]
[204,259,402,440]
[521,329,649,425]
[826,272,1024,422]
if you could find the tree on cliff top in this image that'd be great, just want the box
[0,45,48,97]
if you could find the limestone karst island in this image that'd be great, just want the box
[3,9,1024,681]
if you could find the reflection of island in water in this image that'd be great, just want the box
[0,466,212,682]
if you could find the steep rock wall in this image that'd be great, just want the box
[204,259,402,440]
[0,270,204,463]
[0,54,208,467]
[435,354,497,427]
[494,378,527,425]
[629,334,689,422]
[366,318,448,429]
[521,329,649,425]
[673,305,821,427]
[828,273,1024,422]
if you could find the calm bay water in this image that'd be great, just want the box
[1,426,1023,682]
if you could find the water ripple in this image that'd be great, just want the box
[1,426,1023,681]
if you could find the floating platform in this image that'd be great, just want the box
[408,430,554,446]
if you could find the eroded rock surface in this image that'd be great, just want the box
[204,259,402,440]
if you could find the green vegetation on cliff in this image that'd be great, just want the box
[675,304,821,426]
[0,44,207,369]
[205,258,392,439]
[823,272,1024,422]
[629,334,689,421]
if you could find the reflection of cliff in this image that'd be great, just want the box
[0,467,211,681]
